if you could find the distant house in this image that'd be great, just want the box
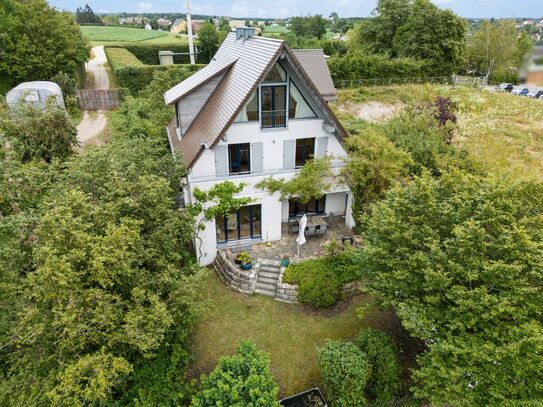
[144,23,152,30]
[171,18,187,33]
[191,19,205,33]
[163,27,353,265]
[228,20,262,34]
[6,81,64,110]
[525,65,543,86]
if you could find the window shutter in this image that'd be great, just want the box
[316,137,328,158]
[214,145,228,176]
[283,140,295,169]
[251,142,263,173]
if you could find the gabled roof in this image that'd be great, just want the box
[291,49,337,101]
[165,33,345,168]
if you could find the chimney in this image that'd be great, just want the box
[236,26,255,40]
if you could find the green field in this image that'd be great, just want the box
[335,84,543,179]
[80,25,187,46]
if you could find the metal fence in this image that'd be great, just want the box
[75,89,121,110]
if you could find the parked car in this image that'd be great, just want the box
[527,89,543,99]
[512,87,529,96]
[496,83,513,92]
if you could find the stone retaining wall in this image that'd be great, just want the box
[274,265,299,303]
[213,250,258,294]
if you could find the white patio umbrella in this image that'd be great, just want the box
[296,215,307,258]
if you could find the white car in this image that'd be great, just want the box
[527,89,543,98]
[496,83,513,91]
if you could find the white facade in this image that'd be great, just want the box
[184,115,354,265]
[165,33,354,265]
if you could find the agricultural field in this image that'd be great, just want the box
[335,84,543,179]
[80,25,187,46]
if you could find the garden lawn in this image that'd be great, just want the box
[189,272,403,397]
[336,85,543,179]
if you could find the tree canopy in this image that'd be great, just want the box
[75,4,102,24]
[197,21,220,62]
[360,170,543,405]
[0,0,89,85]
[289,15,328,39]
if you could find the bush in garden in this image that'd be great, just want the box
[284,259,341,308]
[354,329,401,402]
[50,71,78,97]
[191,340,278,406]
[318,340,371,406]
[0,101,77,163]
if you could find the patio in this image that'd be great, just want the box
[247,216,357,261]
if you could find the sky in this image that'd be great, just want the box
[50,0,542,19]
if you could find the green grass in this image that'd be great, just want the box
[81,25,188,47]
[189,272,407,398]
[262,25,289,34]
[104,47,144,68]
[336,84,543,180]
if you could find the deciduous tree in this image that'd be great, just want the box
[360,170,543,404]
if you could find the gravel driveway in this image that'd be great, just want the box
[77,46,109,145]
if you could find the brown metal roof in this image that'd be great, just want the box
[290,49,337,101]
[165,33,344,168]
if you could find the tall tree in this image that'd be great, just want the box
[75,4,102,24]
[392,0,467,74]
[0,137,204,406]
[0,0,89,86]
[289,15,327,39]
[197,21,220,62]
[348,0,411,55]
[466,20,533,82]
[360,170,543,404]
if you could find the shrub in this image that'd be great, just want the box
[65,96,80,117]
[284,259,340,308]
[50,71,78,97]
[354,329,401,402]
[191,340,278,406]
[318,340,371,406]
[105,47,205,95]
[328,52,431,84]
[0,101,77,163]
[384,107,454,176]
[124,43,210,65]
[284,239,358,308]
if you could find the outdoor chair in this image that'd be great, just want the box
[325,212,335,227]
[305,225,316,237]
[288,218,300,234]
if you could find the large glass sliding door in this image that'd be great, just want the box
[216,204,262,243]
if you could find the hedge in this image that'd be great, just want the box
[354,329,401,402]
[105,47,205,95]
[318,340,371,407]
[328,52,432,84]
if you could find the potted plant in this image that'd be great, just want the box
[238,252,252,270]
[281,255,290,267]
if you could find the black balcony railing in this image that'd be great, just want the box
[260,110,287,129]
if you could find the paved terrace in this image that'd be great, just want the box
[223,217,357,262]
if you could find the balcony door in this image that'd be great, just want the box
[261,85,286,128]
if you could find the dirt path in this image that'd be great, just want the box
[77,46,109,145]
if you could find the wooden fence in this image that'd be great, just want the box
[76,89,121,110]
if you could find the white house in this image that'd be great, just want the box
[164,27,354,266]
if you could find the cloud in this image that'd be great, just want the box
[136,2,153,11]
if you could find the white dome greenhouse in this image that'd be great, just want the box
[6,81,65,110]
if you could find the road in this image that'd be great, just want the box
[76,46,109,145]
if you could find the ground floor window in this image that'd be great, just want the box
[216,204,262,243]
[288,196,325,218]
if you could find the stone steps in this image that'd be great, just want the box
[254,288,276,297]
[254,260,281,298]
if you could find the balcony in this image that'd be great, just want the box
[260,110,287,129]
